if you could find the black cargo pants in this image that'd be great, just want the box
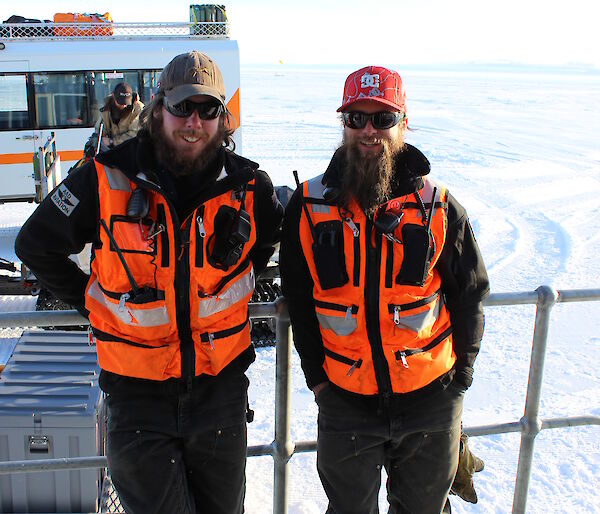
[316,382,464,514]
[103,372,250,514]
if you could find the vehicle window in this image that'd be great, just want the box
[0,74,31,130]
[33,72,89,128]
[89,71,140,124]
[142,71,162,103]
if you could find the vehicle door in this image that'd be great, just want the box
[0,62,38,202]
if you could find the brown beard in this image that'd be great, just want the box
[151,113,226,177]
[339,136,404,216]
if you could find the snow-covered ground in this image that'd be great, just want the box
[1,64,599,513]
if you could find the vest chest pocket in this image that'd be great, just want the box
[312,220,349,290]
[207,205,251,271]
[315,299,358,336]
[110,216,157,255]
[395,224,435,287]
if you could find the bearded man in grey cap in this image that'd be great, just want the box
[16,51,283,514]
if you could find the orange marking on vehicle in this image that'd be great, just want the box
[226,88,240,131]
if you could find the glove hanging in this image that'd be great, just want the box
[450,432,484,504]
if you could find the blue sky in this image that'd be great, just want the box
[2,0,599,68]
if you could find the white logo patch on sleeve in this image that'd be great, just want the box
[51,184,80,216]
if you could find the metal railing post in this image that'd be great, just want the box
[512,285,558,514]
[273,305,294,514]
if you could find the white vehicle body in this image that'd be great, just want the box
[0,22,241,203]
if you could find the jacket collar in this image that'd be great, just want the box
[96,132,259,192]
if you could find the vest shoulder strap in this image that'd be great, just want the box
[95,161,132,192]
[304,173,334,214]
[421,177,447,206]
[305,173,326,201]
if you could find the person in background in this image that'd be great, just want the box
[95,82,144,149]
[16,51,283,514]
[280,65,489,514]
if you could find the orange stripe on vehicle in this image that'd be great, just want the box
[226,88,240,131]
[0,150,83,165]
[0,153,33,165]
[59,150,84,161]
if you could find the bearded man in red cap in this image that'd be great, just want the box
[280,66,489,513]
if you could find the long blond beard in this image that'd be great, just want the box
[339,136,404,215]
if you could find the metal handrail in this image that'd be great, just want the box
[1,287,599,514]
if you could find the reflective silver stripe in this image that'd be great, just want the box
[316,313,357,336]
[306,174,330,213]
[396,298,440,333]
[198,267,255,319]
[104,165,131,192]
[87,280,169,327]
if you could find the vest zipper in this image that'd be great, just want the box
[118,293,130,312]
[314,299,359,315]
[385,239,394,288]
[195,205,206,267]
[393,326,453,367]
[156,204,169,267]
[388,290,441,323]
[343,218,360,287]
[323,347,363,376]
[200,315,249,350]
[364,219,393,402]
[177,216,195,390]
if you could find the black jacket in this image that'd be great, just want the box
[15,134,283,393]
[280,144,489,408]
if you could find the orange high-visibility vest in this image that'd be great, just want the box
[85,161,257,380]
[298,175,456,395]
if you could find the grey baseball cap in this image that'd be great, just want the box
[158,51,226,106]
[113,82,133,106]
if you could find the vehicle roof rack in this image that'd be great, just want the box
[0,21,230,40]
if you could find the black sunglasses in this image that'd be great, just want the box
[342,111,404,130]
[163,97,223,119]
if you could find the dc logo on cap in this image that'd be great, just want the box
[361,73,380,89]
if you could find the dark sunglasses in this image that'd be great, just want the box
[342,111,404,130]
[163,97,223,119]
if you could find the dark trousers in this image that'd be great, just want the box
[316,383,464,514]
[104,373,250,514]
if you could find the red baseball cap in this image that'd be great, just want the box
[337,65,406,114]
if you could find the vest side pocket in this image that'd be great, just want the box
[315,299,358,336]
[388,291,441,339]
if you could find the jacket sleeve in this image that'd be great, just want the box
[249,169,284,276]
[437,192,490,389]
[279,189,328,389]
[14,162,100,312]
